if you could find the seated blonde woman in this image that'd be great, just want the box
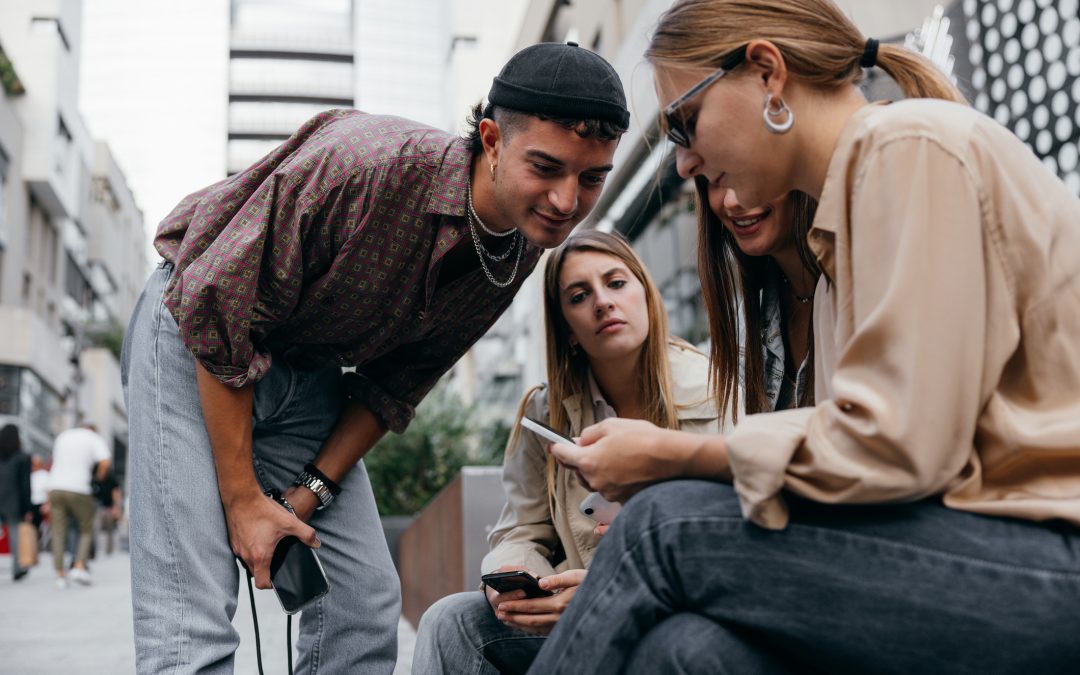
[412,230,729,675]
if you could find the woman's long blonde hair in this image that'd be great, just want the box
[502,230,687,499]
[646,0,966,103]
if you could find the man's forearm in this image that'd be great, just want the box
[95,459,112,482]
[282,400,387,517]
[194,361,258,507]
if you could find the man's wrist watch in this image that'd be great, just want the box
[294,470,335,510]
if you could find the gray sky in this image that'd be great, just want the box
[79,0,229,256]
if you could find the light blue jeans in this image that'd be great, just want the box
[529,480,1080,674]
[122,262,400,674]
[412,591,548,675]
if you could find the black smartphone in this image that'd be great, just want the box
[270,536,331,614]
[481,570,553,598]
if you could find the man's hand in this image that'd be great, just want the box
[227,492,320,589]
[493,569,587,635]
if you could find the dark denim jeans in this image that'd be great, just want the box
[528,480,1080,674]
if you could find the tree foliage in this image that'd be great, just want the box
[365,383,508,516]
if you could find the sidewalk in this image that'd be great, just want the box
[0,552,416,674]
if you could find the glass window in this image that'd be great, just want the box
[0,365,20,415]
[20,368,63,437]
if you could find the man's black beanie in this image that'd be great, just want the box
[488,41,630,129]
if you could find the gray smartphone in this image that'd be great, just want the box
[270,536,330,614]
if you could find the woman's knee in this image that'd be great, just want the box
[625,613,797,675]
[417,592,491,645]
[616,480,741,536]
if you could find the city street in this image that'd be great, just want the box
[0,551,415,674]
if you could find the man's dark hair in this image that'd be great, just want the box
[464,101,628,156]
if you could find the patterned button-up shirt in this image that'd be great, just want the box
[155,110,541,433]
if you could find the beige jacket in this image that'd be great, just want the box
[481,342,726,576]
[727,100,1080,529]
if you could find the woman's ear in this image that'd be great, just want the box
[745,39,789,99]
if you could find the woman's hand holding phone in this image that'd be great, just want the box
[494,569,587,636]
[549,418,723,503]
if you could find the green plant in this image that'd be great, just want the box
[365,382,489,516]
[0,46,26,96]
[90,323,125,361]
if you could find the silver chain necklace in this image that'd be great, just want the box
[468,183,516,238]
[466,184,518,261]
[466,183,524,288]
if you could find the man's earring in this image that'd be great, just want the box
[489,162,496,181]
[763,94,794,134]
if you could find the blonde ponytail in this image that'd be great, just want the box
[648,0,967,104]
[874,43,966,103]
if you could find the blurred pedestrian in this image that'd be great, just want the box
[0,424,33,581]
[48,423,110,588]
[93,465,122,555]
[30,453,50,531]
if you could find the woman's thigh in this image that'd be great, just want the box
[533,480,1080,675]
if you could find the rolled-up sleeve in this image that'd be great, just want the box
[165,172,309,387]
[728,135,990,528]
[160,111,361,388]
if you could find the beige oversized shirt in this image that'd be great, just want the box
[727,99,1080,530]
[482,341,727,577]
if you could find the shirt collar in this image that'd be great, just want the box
[808,101,891,279]
[425,137,472,217]
[585,369,609,408]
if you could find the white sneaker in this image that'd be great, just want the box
[70,568,92,586]
[55,577,69,590]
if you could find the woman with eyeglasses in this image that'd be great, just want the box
[528,0,1080,673]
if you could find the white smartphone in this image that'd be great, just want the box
[520,417,575,446]
[580,492,621,524]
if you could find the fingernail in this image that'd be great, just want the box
[314,537,322,548]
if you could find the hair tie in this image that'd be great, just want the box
[860,38,879,68]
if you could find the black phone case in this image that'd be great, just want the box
[481,571,554,598]
[270,536,331,614]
